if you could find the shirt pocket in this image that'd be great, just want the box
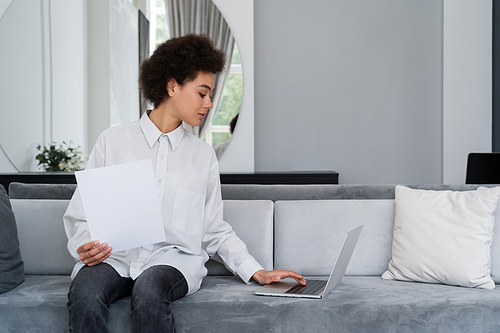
[171,187,205,235]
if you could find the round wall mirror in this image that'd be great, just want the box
[0,0,253,173]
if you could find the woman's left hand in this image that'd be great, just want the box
[252,270,307,286]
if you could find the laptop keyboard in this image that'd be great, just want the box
[284,279,326,296]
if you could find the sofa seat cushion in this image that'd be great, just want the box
[0,185,24,294]
[2,275,500,333]
[0,275,70,332]
[173,276,500,333]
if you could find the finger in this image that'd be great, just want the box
[85,250,112,266]
[292,276,307,285]
[82,246,112,266]
[78,242,110,262]
[286,271,307,285]
[77,240,100,254]
[87,243,110,258]
[78,242,108,261]
[274,271,307,285]
[287,271,305,281]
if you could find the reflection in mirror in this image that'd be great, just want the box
[0,0,132,172]
[0,0,243,171]
[152,0,242,159]
[0,144,17,172]
[207,45,242,160]
[0,0,47,172]
[213,113,238,159]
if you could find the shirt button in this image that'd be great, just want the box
[158,179,162,183]
[161,155,164,159]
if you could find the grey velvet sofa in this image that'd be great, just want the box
[2,182,500,333]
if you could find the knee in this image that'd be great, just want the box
[131,276,176,314]
[68,280,107,314]
[67,266,113,314]
[131,281,166,311]
[131,266,187,312]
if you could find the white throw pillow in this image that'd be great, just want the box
[382,185,500,289]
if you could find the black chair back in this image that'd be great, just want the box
[466,153,500,184]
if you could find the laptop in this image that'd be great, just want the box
[254,225,363,299]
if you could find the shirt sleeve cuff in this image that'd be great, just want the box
[67,232,91,261]
[236,257,265,284]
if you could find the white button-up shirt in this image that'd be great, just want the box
[64,112,264,294]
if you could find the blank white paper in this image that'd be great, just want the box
[75,160,166,252]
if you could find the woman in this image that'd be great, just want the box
[64,34,306,333]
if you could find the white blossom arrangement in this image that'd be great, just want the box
[35,141,86,172]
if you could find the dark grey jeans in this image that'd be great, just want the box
[68,263,188,333]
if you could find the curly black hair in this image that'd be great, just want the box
[139,34,226,107]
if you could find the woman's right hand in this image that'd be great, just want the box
[76,240,112,266]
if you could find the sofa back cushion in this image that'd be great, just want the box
[10,198,274,276]
[206,200,274,275]
[274,200,395,275]
[0,185,24,293]
[221,184,494,201]
[9,182,76,200]
[11,199,75,275]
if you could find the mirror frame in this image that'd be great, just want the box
[211,0,254,173]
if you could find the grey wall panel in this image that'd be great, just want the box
[254,0,443,184]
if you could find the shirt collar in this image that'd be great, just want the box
[139,111,185,151]
[167,122,185,151]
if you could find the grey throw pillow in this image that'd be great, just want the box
[0,185,24,293]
